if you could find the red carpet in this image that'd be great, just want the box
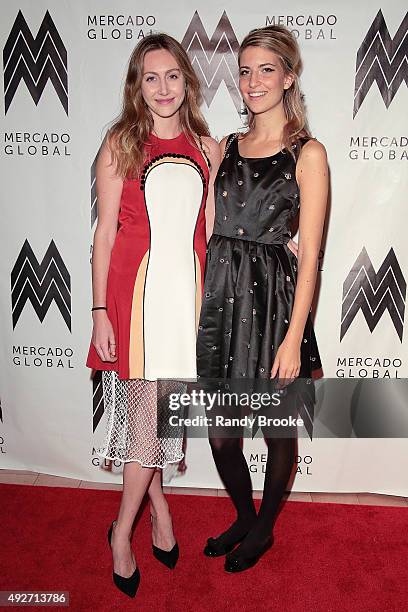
[0,484,407,612]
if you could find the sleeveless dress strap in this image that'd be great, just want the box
[198,134,212,170]
[222,133,238,159]
[293,136,315,161]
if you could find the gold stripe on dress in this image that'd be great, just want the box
[129,250,149,378]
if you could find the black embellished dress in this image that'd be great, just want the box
[196,133,322,438]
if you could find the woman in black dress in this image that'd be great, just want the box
[197,25,328,572]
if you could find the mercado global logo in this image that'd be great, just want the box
[11,240,71,331]
[353,9,408,117]
[181,11,240,113]
[340,247,406,342]
[3,10,68,114]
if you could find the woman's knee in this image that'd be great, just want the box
[209,436,240,455]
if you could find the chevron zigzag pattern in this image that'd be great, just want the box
[340,247,406,341]
[10,239,71,330]
[3,9,68,114]
[353,9,408,116]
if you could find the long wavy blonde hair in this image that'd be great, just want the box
[239,26,311,153]
[107,33,210,178]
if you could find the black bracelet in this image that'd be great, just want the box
[91,306,107,312]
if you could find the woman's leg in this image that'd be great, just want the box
[110,462,155,576]
[208,436,257,546]
[230,435,295,558]
[148,469,176,551]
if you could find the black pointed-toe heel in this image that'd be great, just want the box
[224,536,273,573]
[107,520,140,598]
[152,541,179,569]
[150,514,179,569]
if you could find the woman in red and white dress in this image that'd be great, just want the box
[86,33,220,598]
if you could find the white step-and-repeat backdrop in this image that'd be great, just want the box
[1,1,407,494]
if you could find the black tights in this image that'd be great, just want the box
[209,434,295,556]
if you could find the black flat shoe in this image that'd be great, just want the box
[152,542,179,569]
[108,520,140,598]
[204,532,249,557]
[224,537,273,573]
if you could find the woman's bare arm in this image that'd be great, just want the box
[91,137,123,362]
[271,139,328,379]
[287,140,328,340]
[201,136,222,241]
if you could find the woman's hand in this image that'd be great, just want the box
[91,311,117,362]
[287,238,298,257]
[270,337,301,387]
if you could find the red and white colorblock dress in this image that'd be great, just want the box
[86,132,209,467]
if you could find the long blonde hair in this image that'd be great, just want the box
[239,26,311,152]
[108,33,210,178]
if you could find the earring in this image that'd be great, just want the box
[240,101,248,116]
